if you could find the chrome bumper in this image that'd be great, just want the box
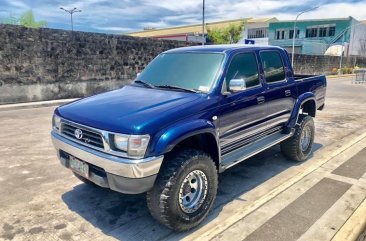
[51,131,164,193]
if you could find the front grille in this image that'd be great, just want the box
[61,122,104,149]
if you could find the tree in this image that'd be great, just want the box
[19,10,47,28]
[207,21,245,44]
[1,10,47,28]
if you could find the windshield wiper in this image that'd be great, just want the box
[155,85,200,93]
[134,80,155,89]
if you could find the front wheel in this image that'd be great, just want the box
[147,148,218,231]
[281,115,315,162]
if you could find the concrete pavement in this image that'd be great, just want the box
[0,76,366,241]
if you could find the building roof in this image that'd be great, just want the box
[128,17,276,38]
[247,17,277,23]
[164,44,283,54]
[272,17,353,24]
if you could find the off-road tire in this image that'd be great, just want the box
[73,172,93,184]
[146,148,218,231]
[281,114,315,162]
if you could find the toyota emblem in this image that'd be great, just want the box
[74,128,83,140]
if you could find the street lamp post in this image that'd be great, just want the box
[291,6,319,68]
[60,7,82,31]
[202,0,205,45]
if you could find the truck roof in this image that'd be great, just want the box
[164,44,285,54]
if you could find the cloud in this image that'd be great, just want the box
[0,0,365,34]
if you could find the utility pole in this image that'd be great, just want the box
[291,6,319,68]
[202,0,205,45]
[60,7,82,31]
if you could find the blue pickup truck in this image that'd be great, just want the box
[51,45,326,231]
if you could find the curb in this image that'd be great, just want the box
[332,197,366,241]
[0,98,79,111]
[327,74,355,79]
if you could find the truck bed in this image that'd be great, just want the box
[294,74,327,110]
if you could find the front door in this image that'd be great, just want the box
[218,52,268,155]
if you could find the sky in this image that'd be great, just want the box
[0,0,366,34]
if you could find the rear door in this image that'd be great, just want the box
[218,52,268,154]
[259,50,297,129]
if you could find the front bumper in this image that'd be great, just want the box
[51,131,163,194]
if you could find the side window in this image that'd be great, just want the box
[226,53,260,91]
[260,51,286,83]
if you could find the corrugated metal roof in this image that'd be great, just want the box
[247,17,277,23]
[128,17,276,38]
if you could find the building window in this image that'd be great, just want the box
[275,30,286,40]
[248,28,268,39]
[306,27,318,38]
[305,25,336,38]
[289,29,300,39]
[319,27,327,37]
[311,28,318,37]
[329,26,336,36]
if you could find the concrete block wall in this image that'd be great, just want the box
[291,54,366,75]
[0,24,190,104]
[1,24,365,104]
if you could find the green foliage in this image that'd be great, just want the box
[19,10,47,28]
[207,21,245,44]
[340,67,353,74]
[0,10,47,28]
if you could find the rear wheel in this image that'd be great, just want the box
[147,148,218,231]
[281,115,315,162]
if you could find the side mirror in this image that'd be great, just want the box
[228,78,246,92]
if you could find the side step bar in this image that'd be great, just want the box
[220,130,294,172]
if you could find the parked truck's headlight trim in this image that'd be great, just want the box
[114,134,150,157]
[52,114,61,132]
[114,134,129,152]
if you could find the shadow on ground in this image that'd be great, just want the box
[62,143,323,241]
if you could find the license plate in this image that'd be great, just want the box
[69,156,89,177]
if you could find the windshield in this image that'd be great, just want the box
[136,52,224,93]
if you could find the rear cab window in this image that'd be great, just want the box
[259,51,286,83]
[225,52,260,91]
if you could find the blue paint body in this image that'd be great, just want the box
[55,45,326,160]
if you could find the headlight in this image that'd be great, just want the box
[52,115,61,132]
[114,134,150,157]
[114,134,129,152]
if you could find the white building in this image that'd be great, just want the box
[240,18,278,45]
[349,19,366,56]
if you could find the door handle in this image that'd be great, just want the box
[257,96,265,104]
[285,90,291,96]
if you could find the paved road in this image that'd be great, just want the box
[0,77,366,241]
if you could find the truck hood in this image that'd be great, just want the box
[56,85,208,134]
